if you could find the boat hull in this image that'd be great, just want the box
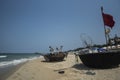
[44,52,65,62]
[79,51,120,68]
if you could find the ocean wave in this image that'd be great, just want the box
[0,56,41,68]
[0,55,7,58]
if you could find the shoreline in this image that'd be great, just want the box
[1,53,120,80]
[5,57,62,80]
[0,62,27,80]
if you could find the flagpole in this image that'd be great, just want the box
[101,6,108,46]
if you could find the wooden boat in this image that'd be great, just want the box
[79,51,120,68]
[43,52,65,62]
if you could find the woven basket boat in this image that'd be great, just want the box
[79,51,120,68]
[44,52,65,62]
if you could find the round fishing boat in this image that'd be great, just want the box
[44,52,65,62]
[79,51,120,68]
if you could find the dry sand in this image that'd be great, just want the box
[5,53,120,80]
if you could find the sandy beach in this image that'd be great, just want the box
[3,53,120,80]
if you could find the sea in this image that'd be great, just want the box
[0,53,41,78]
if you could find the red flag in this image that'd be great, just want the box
[102,12,115,28]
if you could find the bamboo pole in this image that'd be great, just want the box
[101,6,108,46]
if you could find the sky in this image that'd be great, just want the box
[0,0,120,53]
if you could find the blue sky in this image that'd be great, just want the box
[0,0,120,53]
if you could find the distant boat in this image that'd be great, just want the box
[43,52,66,62]
[79,50,120,68]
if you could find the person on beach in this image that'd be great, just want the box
[74,52,79,63]
[59,45,63,52]
[56,47,59,53]
[49,46,54,54]
[64,52,68,58]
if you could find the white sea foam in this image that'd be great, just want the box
[0,56,41,68]
[0,55,7,58]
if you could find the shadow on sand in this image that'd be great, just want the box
[72,63,90,70]
[72,63,119,75]
[72,63,119,70]
[41,59,66,63]
[72,63,96,75]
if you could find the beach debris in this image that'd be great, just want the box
[58,70,65,74]
[85,71,96,75]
